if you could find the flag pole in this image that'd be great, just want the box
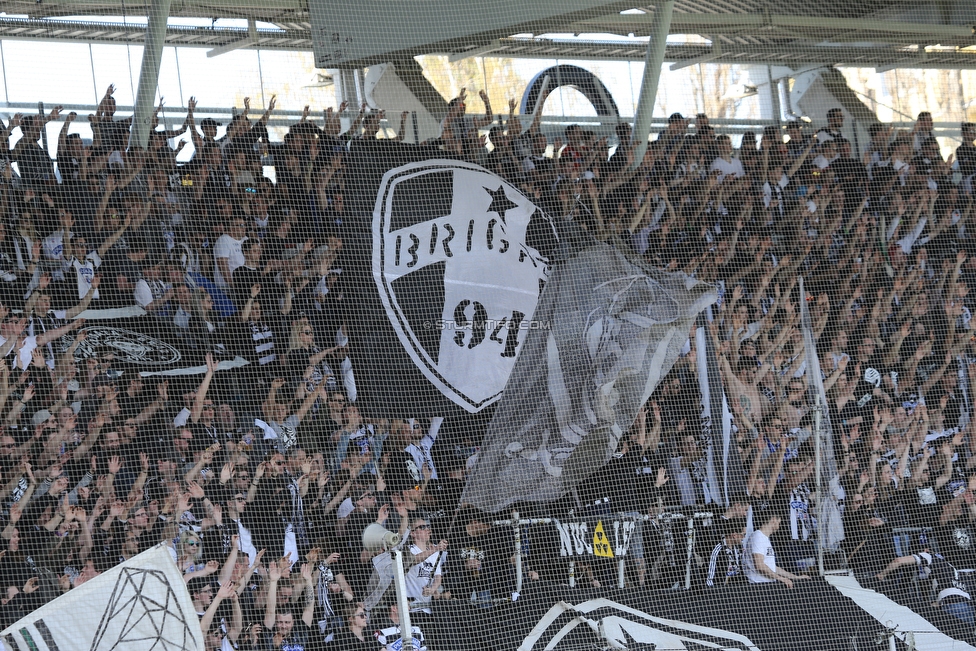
[814,391,825,577]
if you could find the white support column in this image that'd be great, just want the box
[129,0,171,149]
[630,0,674,168]
[392,549,414,651]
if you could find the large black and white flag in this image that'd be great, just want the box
[798,277,844,552]
[344,141,559,419]
[461,244,717,512]
[697,314,745,507]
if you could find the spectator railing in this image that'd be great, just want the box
[491,509,714,593]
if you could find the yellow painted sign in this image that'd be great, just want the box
[593,520,614,558]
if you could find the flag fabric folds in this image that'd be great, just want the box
[462,243,717,512]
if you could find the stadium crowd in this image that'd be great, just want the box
[0,82,975,649]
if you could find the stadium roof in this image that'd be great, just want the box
[0,0,972,69]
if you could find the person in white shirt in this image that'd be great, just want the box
[133,257,174,314]
[404,517,448,613]
[213,218,248,290]
[708,135,745,182]
[405,417,443,481]
[743,514,811,588]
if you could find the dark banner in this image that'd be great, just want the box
[343,140,559,420]
[415,579,966,651]
[52,307,247,376]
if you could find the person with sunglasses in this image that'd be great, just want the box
[403,517,448,615]
[331,603,374,650]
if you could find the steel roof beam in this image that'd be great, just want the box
[571,12,975,41]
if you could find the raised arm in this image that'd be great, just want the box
[293,385,326,425]
[64,276,100,319]
[257,95,276,128]
[200,582,237,637]
[787,138,817,178]
[300,563,315,627]
[97,215,132,258]
[190,354,216,424]
[36,318,85,347]
[186,97,203,152]
[57,112,77,165]
[263,559,282,629]
[472,90,493,129]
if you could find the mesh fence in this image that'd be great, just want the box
[0,1,975,650]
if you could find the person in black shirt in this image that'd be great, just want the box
[816,108,845,143]
[446,507,510,605]
[704,520,746,587]
[13,110,61,185]
[232,238,268,310]
[958,122,976,193]
[331,603,375,650]
[579,404,668,586]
